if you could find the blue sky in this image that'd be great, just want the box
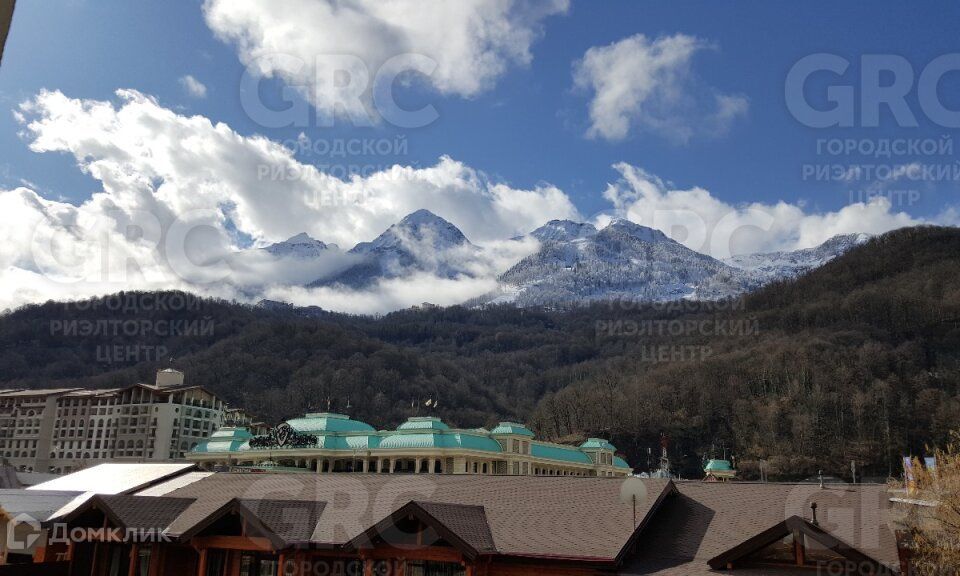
[0,0,957,311]
[3,0,957,217]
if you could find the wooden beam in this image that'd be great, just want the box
[128,543,139,576]
[148,544,162,576]
[794,531,805,566]
[198,548,208,576]
[191,536,274,552]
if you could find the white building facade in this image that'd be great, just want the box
[0,369,228,473]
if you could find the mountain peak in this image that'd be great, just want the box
[601,219,670,243]
[530,220,598,243]
[264,232,333,258]
[398,209,448,226]
[352,210,470,254]
[284,232,319,243]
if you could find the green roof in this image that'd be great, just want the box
[193,427,253,453]
[580,438,618,451]
[192,417,632,469]
[531,444,593,465]
[286,413,375,434]
[397,417,451,431]
[704,459,734,471]
[378,432,503,452]
[490,422,535,437]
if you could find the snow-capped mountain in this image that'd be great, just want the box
[249,212,868,308]
[496,219,760,306]
[263,232,335,258]
[310,209,480,288]
[529,220,598,243]
[723,233,871,282]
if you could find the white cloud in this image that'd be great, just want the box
[202,0,568,121]
[3,88,575,311]
[601,162,929,259]
[4,88,951,313]
[178,75,208,98]
[573,33,748,143]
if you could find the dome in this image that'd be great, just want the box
[192,426,252,453]
[704,459,734,472]
[490,422,535,437]
[397,417,450,431]
[285,413,375,434]
[580,438,618,451]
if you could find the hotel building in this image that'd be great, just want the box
[0,369,229,474]
[188,413,633,477]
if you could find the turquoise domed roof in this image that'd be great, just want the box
[397,417,450,431]
[192,426,253,453]
[490,422,535,437]
[704,459,734,472]
[580,438,618,451]
[286,413,375,434]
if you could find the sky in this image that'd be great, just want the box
[0,0,958,311]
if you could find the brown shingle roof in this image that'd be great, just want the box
[236,499,326,546]
[160,473,672,562]
[621,481,901,574]
[67,495,195,531]
[350,501,497,559]
[415,501,496,554]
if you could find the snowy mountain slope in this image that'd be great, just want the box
[310,209,481,288]
[263,232,335,258]
[723,233,871,282]
[497,219,760,306]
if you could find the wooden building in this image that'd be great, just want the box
[14,471,904,575]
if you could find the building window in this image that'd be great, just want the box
[239,552,278,576]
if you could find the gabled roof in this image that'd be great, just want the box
[236,499,327,547]
[707,515,893,573]
[174,497,327,550]
[622,482,901,575]
[350,501,496,560]
[156,473,673,562]
[60,494,195,532]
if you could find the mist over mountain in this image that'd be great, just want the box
[310,209,481,289]
[263,233,337,259]
[251,210,865,309]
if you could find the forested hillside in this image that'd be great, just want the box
[1,226,958,480]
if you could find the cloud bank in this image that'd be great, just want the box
[203,0,569,122]
[573,34,748,143]
[2,89,949,312]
